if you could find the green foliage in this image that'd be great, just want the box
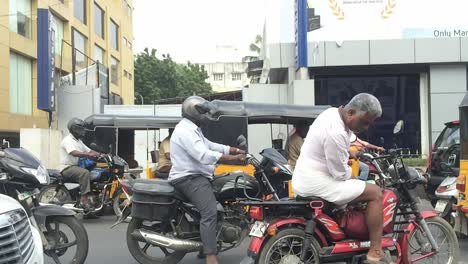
[403,158,427,167]
[134,48,212,104]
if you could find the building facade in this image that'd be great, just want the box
[245,0,468,158]
[0,0,134,145]
[199,62,249,92]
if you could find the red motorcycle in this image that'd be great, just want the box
[241,149,459,264]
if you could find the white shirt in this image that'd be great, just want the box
[168,118,230,181]
[293,108,353,184]
[60,134,91,169]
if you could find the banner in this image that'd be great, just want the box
[307,0,468,41]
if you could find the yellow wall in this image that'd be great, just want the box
[0,0,134,133]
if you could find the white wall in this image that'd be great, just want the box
[429,64,467,143]
[20,129,62,170]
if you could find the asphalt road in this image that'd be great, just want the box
[44,214,468,264]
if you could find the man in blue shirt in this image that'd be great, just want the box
[169,96,246,264]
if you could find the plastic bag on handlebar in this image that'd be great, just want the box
[78,157,96,169]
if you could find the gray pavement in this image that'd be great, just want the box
[44,214,468,264]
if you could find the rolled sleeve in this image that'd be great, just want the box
[205,137,230,155]
[177,130,224,165]
[323,132,352,181]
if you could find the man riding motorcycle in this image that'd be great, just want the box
[60,118,101,210]
[292,93,393,264]
[168,96,246,264]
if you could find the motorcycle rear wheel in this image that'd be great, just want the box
[258,228,320,264]
[126,218,186,264]
[405,216,459,264]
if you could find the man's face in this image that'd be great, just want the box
[346,110,377,134]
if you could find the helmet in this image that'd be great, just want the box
[67,118,87,139]
[181,96,214,125]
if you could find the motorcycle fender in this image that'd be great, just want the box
[246,218,328,258]
[32,204,76,226]
[398,211,438,263]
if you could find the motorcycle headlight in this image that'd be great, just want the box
[22,165,50,184]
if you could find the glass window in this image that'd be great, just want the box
[10,53,32,115]
[74,0,86,24]
[111,56,119,85]
[213,73,223,81]
[72,29,87,68]
[110,19,119,50]
[435,126,460,149]
[9,0,32,38]
[94,45,105,63]
[52,14,64,57]
[94,3,104,39]
[232,73,242,81]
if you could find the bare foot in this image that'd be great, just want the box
[206,254,218,264]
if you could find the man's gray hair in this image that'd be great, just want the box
[344,93,382,117]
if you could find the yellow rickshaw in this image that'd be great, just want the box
[201,100,330,197]
[455,92,468,236]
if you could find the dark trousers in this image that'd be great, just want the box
[172,175,217,255]
[61,166,91,194]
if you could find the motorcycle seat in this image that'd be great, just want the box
[131,179,188,202]
[295,195,333,209]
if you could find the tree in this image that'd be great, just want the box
[134,48,212,104]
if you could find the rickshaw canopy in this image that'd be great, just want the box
[208,100,330,124]
[84,114,182,129]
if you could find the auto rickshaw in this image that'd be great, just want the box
[455,92,468,236]
[201,100,330,197]
[83,114,182,178]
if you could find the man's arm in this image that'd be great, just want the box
[357,137,385,152]
[176,131,244,165]
[324,132,352,181]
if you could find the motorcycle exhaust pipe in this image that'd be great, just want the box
[131,229,202,252]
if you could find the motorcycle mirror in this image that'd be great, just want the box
[89,142,110,153]
[350,133,357,143]
[2,139,10,149]
[236,135,247,149]
[393,120,404,135]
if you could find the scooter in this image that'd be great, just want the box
[434,163,459,227]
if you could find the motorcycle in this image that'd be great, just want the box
[434,165,458,227]
[242,149,459,264]
[114,136,292,264]
[0,139,89,264]
[38,143,131,217]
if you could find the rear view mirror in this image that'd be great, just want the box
[236,135,247,149]
[89,142,110,154]
[393,120,405,135]
[350,134,357,143]
[2,139,10,149]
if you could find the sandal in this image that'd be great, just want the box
[363,252,396,264]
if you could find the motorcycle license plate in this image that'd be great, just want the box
[249,221,267,238]
[435,200,449,213]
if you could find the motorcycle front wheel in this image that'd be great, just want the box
[43,216,89,264]
[126,218,187,264]
[258,228,321,264]
[405,216,459,264]
[38,184,72,205]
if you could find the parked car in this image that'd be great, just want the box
[0,193,43,264]
[426,120,460,201]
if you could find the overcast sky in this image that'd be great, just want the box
[133,0,266,63]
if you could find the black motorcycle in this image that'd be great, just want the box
[114,136,290,264]
[37,144,131,216]
[0,140,89,264]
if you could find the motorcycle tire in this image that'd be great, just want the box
[258,228,321,264]
[38,184,72,205]
[404,216,459,264]
[126,218,186,264]
[44,216,89,264]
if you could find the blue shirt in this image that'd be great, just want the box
[168,118,230,181]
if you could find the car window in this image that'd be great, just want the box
[435,126,460,149]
